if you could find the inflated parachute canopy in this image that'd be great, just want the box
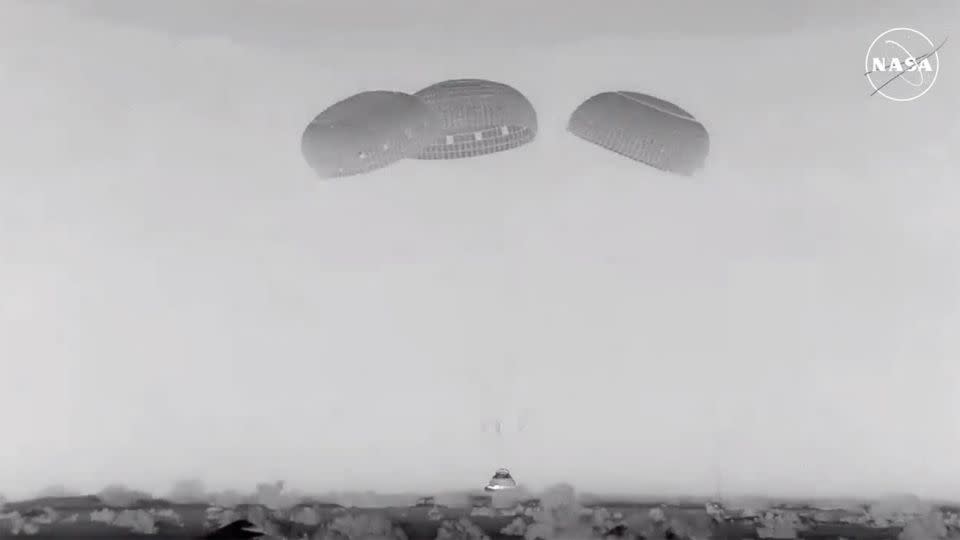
[301,90,442,178]
[413,79,538,160]
[567,91,710,175]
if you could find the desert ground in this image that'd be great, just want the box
[2,485,958,540]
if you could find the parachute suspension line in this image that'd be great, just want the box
[713,442,724,505]
[484,356,518,471]
[480,353,526,492]
[710,388,726,506]
[499,356,519,468]
[494,418,505,468]
[501,363,509,469]
[482,356,522,492]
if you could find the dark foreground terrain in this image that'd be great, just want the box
[2,493,957,540]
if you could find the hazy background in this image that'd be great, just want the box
[1,1,958,502]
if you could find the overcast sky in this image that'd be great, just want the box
[1,1,959,502]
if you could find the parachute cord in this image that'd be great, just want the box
[484,356,524,475]
[495,419,505,469]
[498,356,520,470]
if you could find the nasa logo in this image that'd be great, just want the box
[864,27,945,101]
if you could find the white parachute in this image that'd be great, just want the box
[567,91,710,175]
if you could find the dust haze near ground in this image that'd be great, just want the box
[1,1,959,502]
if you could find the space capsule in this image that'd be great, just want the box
[484,468,518,491]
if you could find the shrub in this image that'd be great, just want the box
[34,485,80,498]
[436,518,489,540]
[167,479,208,504]
[899,513,948,540]
[314,512,408,540]
[97,484,154,507]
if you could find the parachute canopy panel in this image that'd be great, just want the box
[301,90,442,178]
[413,79,538,160]
[567,91,710,175]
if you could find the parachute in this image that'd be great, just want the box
[567,91,710,175]
[413,79,538,160]
[301,91,442,178]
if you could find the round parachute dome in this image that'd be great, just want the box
[301,91,442,178]
[567,91,709,175]
[413,79,538,160]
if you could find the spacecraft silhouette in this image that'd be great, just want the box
[484,468,518,491]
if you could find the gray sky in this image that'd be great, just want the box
[1,1,959,502]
